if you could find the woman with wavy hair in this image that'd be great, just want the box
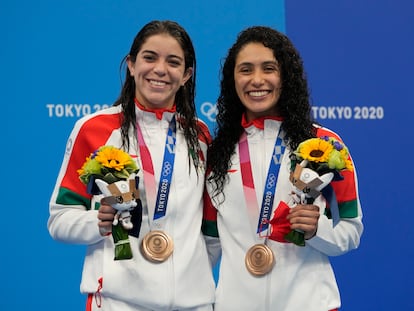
[204,26,363,311]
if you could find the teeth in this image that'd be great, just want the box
[149,80,166,86]
[249,91,268,97]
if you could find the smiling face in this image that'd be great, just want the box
[127,33,193,109]
[234,42,282,121]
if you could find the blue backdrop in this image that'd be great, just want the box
[286,1,414,309]
[2,0,412,310]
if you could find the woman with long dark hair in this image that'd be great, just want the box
[204,26,363,311]
[49,20,215,311]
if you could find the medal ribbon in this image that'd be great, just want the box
[136,116,177,227]
[238,131,285,237]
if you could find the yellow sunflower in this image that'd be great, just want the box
[95,146,132,171]
[296,138,334,163]
[76,155,91,176]
[78,145,139,186]
[345,158,354,171]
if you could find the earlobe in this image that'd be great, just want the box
[182,67,193,85]
[126,55,134,76]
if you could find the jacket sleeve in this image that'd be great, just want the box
[202,187,222,267]
[307,168,363,256]
[307,129,364,256]
[47,117,106,245]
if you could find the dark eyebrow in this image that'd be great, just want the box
[263,60,279,66]
[235,62,253,69]
[141,49,184,62]
[235,60,278,69]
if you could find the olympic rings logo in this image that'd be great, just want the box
[200,101,217,122]
[162,162,172,177]
[65,138,73,155]
[266,173,276,189]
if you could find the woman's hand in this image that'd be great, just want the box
[286,204,320,240]
[97,202,116,236]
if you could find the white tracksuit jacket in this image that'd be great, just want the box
[204,118,363,311]
[48,104,215,311]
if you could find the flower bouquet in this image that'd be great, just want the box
[284,136,353,246]
[78,146,140,260]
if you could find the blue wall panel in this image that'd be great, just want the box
[286,1,414,309]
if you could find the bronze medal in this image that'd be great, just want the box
[245,244,275,276]
[141,230,174,263]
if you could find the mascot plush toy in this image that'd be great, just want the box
[289,160,334,205]
[268,160,335,246]
[95,175,139,230]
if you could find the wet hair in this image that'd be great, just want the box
[207,26,317,199]
[114,20,205,171]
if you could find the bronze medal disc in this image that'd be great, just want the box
[245,244,275,276]
[141,230,174,263]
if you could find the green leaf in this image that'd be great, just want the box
[114,170,129,180]
[284,230,305,246]
[103,172,118,184]
[112,224,133,260]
